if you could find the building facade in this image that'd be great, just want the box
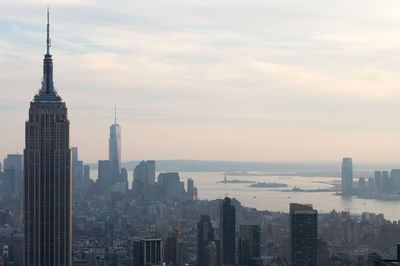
[341,158,353,196]
[238,221,261,266]
[290,203,318,266]
[221,197,236,265]
[197,214,215,266]
[24,11,72,265]
[109,117,121,181]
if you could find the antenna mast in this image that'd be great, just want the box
[47,7,51,54]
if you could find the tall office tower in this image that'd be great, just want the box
[204,241,217,266]
[24,10,72,265]
[374,171,382,191]
[157,172,182,197]
[221,197,236,265]
[71,147,83,188]
[133,238,163,266]
[238,221,261,266]
[83,165,90,181]
[197,215,215,266]
[105,216,114,248]
[133,160,156,187]
[3,154,23,196]
[290,203,318,266]
[98,160,112,189]
[176,240,187,266]
[341,158,353,196]
[382,170,392,192]
[109,108,121,181]
[165,230,182,266]
[391,169,400,191]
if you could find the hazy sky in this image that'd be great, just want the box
[1,0,400,162]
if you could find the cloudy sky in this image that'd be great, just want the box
[1,0,400,162]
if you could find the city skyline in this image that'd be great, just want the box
[2,1,400,162]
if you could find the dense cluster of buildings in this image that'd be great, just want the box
[341,157,400,200]
[4,11,400,266]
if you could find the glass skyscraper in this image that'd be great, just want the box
[341,157,353,196]
[109,114,121,181]
[221,197,236,265]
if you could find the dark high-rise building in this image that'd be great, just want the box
[133,238,163,266]
[109,108,121,181]
[290,203,318,266]
[204,241,217,266]
[24,10,72,265]
[341,158,353,196]
[221,197,236,265]
[165,230,182,266]
[238,221,261,266]
[197,215,215,266]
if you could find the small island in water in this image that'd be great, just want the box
[249,182,288,188]
[217,179,256,184]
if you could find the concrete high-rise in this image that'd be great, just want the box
[221,197,236,265]
[290,203,317,266]
[197,215,215,266]
[24,10,72,265]
[109,107,121,181]
[3,154,23,196]
[341,158,353,196]
[133,160,155,187]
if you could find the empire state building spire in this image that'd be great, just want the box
[47,7,51,55]
[35,8,61,102]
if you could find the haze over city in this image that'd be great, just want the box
[2,1,400,162]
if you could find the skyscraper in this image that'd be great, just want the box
[133,160,156,187]
[238,221,261,266]
[197,214,215,266]
[374,171,382,191]
[109,107,121,181]
[341,158,353,196]
[290,203,318,266]
[221,197,236,265]
[24,10,72,265]
[3,154,23,196]
[133,238,163,266]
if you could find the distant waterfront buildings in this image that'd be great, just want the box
[290,203,318,266]
[341,158,353,196]
[24,11,72,265]
[221,197,236,265]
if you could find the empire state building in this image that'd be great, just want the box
[24,10,72,266]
